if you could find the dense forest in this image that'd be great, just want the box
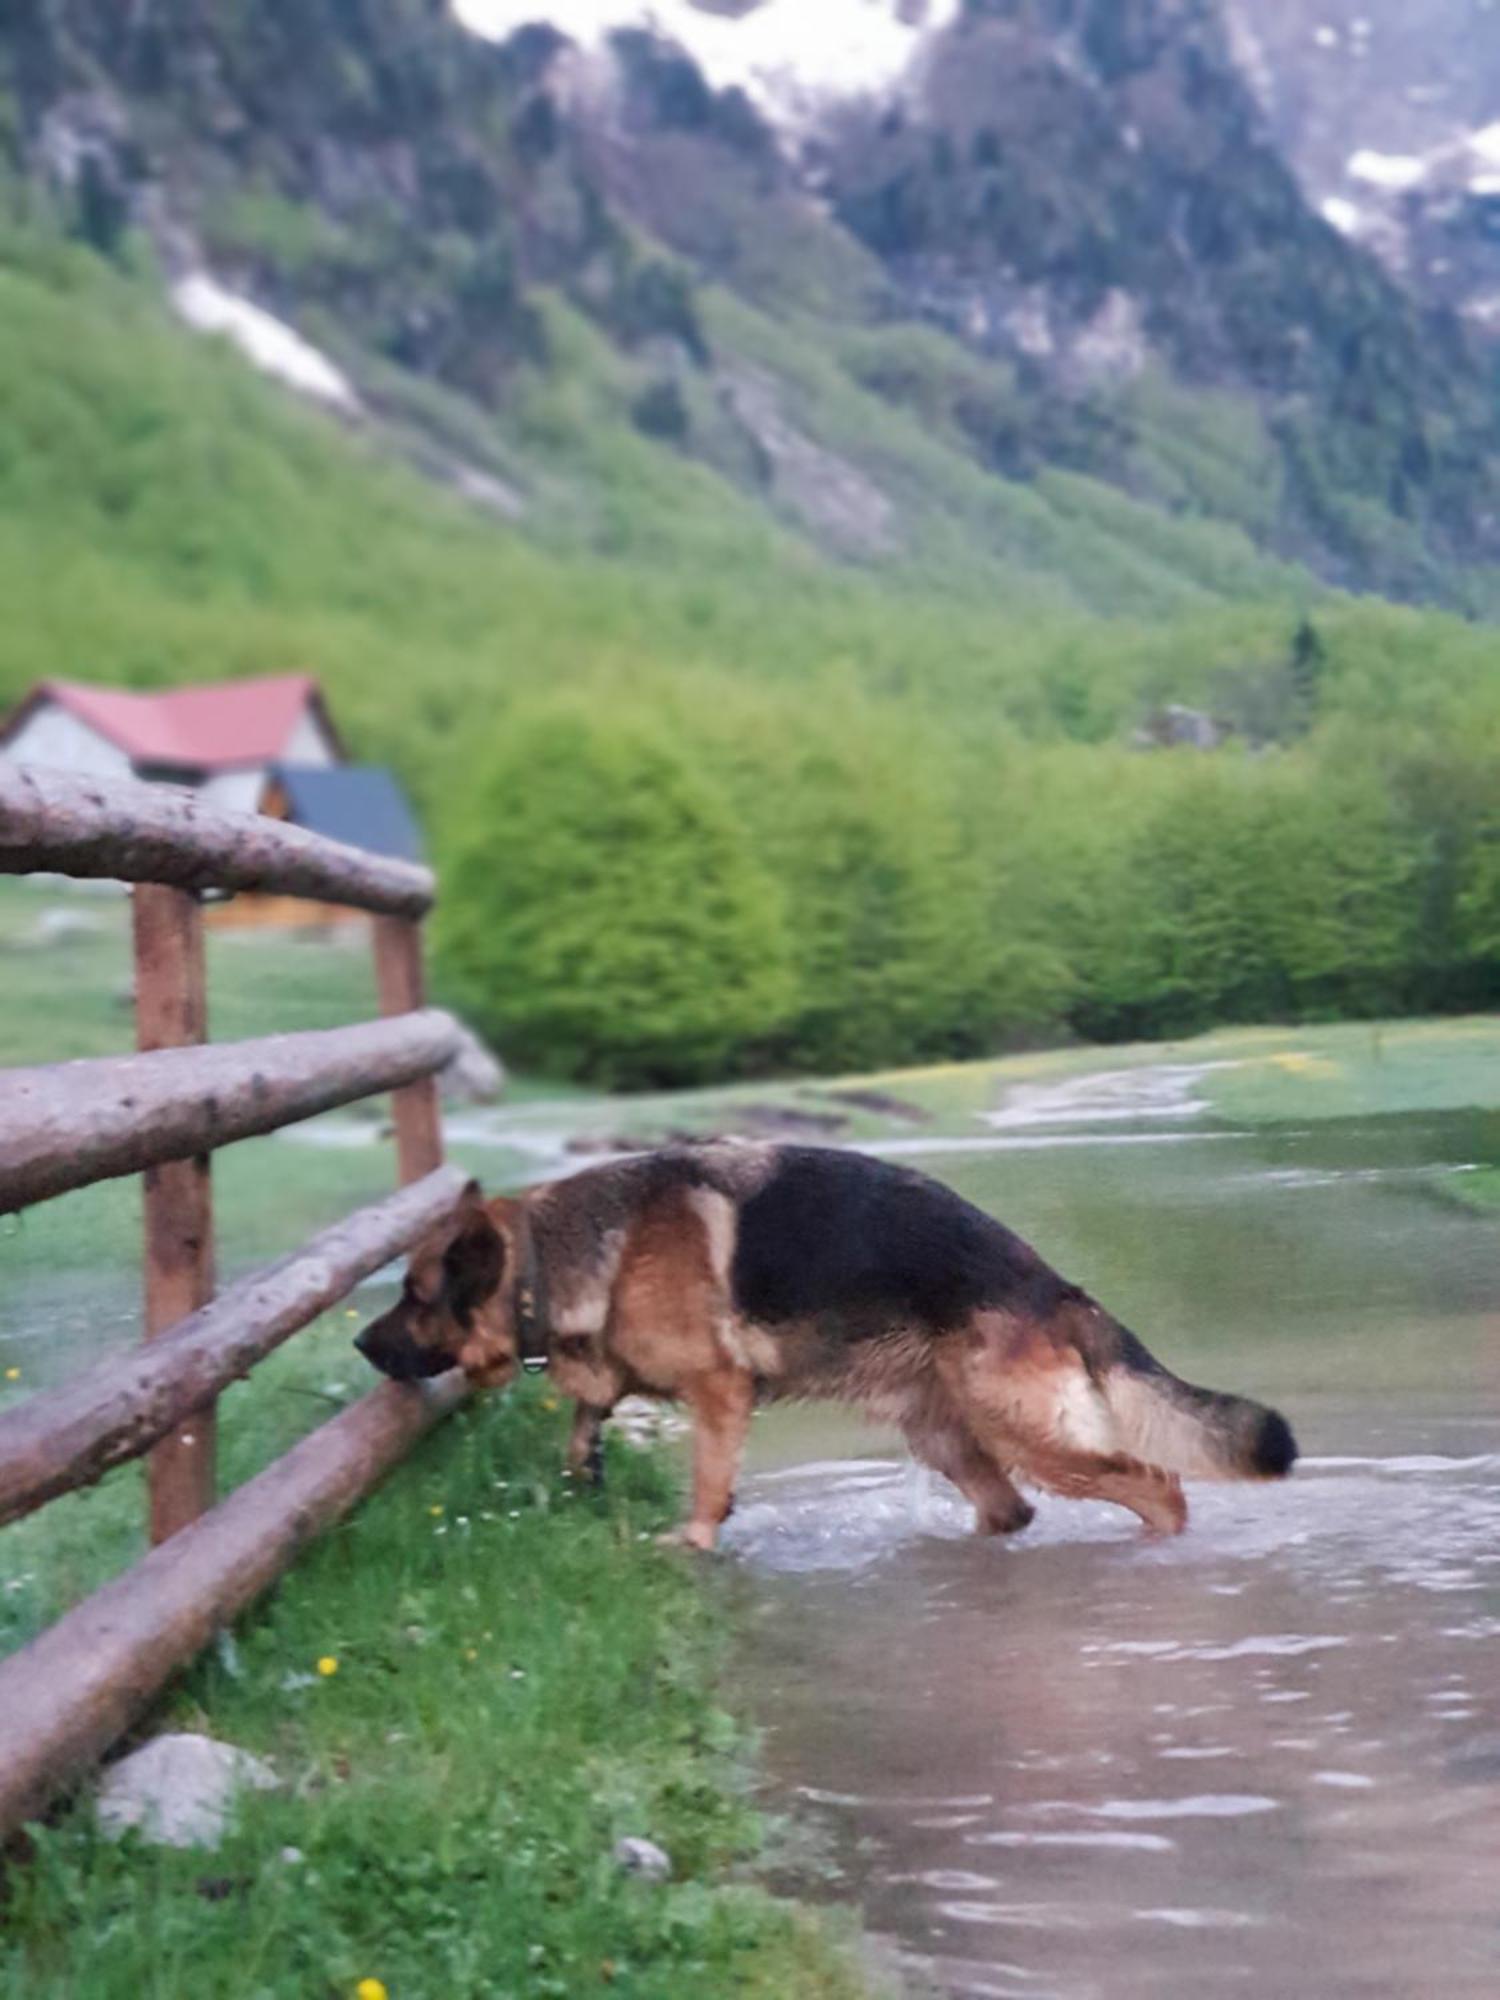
[4,212,1500,1085]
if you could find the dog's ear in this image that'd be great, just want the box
[441,1183,506,1323]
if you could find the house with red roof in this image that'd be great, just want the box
[0,676,422,924]
[0,676,342,815]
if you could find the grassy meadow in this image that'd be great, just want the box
[0,1381,875,2000]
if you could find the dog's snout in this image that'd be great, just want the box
[354,1312,453,1383]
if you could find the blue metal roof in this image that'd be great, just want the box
[271,764,423,862]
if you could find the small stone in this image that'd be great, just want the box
[96,1733,278,1850]
[439,1022,506,1105]
[612,1836,672,1882]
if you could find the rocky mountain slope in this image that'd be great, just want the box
[1225,0,1500,325]
[6,0,1500,611]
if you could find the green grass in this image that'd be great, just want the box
[0,1379,874,2000]
[1436,1165,1500,1215]
[783,1015,1500,1132]
[470,1014,1500,1145]
[0,884,381,1066]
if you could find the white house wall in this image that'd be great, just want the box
[2,706,135,781]
[201,769,267,814]
[3,694,337,818]
[281,707,338,768]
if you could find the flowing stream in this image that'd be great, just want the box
[722,1107,1500,1998]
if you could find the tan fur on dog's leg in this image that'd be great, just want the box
[937,1322,1189,1536]
[665,1367,755,1553]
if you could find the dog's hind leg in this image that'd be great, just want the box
[666,1365,755,1554]
[904,1411,1035,1536]
[938,1325,1188,1536]
[1014,1441,1187,1536]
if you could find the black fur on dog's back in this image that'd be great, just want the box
[725,1146,1296,1487]
[730,1146,1077,1334]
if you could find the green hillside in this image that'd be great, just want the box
[5,207,1500,1084]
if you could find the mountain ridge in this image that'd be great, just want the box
[5,0,1500,613]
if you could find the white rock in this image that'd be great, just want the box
[96,1733,278,1850]
[612,1835,672,1882]
[29,907,102,944]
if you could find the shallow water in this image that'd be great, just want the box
[724,1109,1500,1998]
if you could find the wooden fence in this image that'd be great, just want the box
[0,764,471,1837]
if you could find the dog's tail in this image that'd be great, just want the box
[1093,1327,1297,1482]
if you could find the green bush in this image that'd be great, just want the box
[435,700,794,1086]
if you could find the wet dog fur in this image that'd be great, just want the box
[356,1144,1297,1549]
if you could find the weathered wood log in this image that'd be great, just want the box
[372,914,445,1185]
[0,764,433,918]
[0,1373,469,1840]
[0,1166,467,1528]
[134,882,218,1541]
[0,1010,462,1213]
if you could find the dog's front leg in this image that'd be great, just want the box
[565,1402,609,1488]
[667,1367,755,1553]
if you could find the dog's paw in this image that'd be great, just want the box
[977,1495,1036,1537]
[656,1522,718,1554]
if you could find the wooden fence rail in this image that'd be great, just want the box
[0,1166,467,1528]
[0,763,434,916]
[0,1010,462,1213]
[0,763,472,1842]
[0,1373,468,1837]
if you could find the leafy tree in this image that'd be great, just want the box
[435,700,794,1086]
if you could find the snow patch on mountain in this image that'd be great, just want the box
[172,274,359,411]
[453,0,959,127]
[1321,194,1364,235]
[1347,148,1428,192]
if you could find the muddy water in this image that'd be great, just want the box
[723,1109,1500,1998]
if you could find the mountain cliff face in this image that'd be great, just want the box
[1224,0,1500,326]
[5,0,1500,611]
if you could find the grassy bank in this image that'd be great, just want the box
[468,1012,1500,1159]
[0,1373,873,2000]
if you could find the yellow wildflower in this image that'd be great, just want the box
[317,1656,339,1678]
[428,1504,444,1517]
[3,1368,19,1383]
[355,1981,389,2000]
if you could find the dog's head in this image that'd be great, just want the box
[354,1182,520,1390]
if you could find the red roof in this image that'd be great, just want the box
[22,676,329,770]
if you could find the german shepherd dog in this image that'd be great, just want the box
[356,1144,1296,1548]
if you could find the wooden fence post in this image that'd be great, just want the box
[372,916,444,1185]
[133,883,216,1542]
